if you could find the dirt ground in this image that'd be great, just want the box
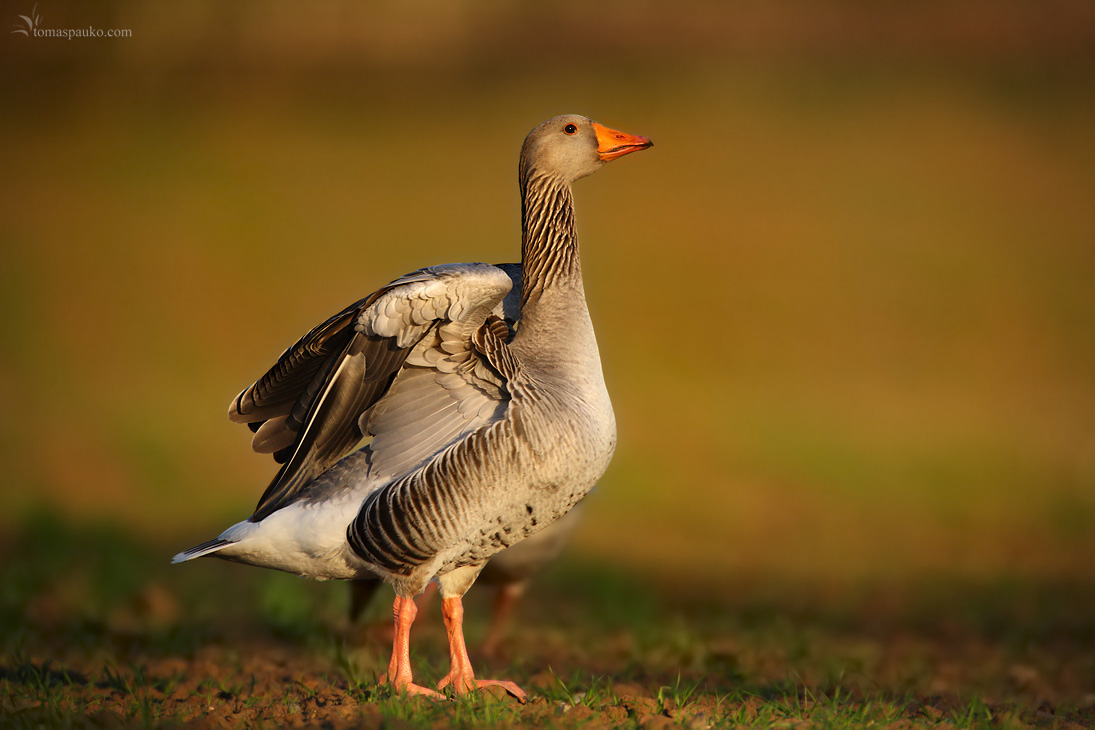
[3,535,1094,729]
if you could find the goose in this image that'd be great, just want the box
[174,114,652,701]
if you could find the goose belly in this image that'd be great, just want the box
[348,392,616,587]
[439,393,617,573]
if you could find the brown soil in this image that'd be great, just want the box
[4,575,1095,729]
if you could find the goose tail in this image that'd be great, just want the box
[172,538,236,564]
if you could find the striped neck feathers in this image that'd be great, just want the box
[519,168,580,309]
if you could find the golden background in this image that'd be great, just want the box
[2,0,1093,597]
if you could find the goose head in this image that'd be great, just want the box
[520,114,652,184]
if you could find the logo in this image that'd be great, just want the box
[9,4,132,39]
[11,3,40,36]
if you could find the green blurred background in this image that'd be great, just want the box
[1,0,1093,596]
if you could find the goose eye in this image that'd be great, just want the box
[563,123,578,135]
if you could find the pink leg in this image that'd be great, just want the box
[416,581,439,614]
[379,595,444,700]
[350,582,438,644]
[481,581,528,657]
[436,596,527,702]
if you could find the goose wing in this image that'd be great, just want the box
[231,263,521,522]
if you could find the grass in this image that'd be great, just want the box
[1,516,1093,728]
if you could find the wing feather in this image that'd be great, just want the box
[233,263,521,522]
[228,303,363,425]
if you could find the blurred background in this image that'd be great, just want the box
[1,0,1093,606]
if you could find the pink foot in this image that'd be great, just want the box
[380,594,447,702]
[437,596,527,703]
[381,673,446,700]
[438,673,527,702]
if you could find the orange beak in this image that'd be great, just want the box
[593,122,653,162]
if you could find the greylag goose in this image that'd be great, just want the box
[174,115,652,701]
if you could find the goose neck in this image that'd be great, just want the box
[519,170,581,311]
